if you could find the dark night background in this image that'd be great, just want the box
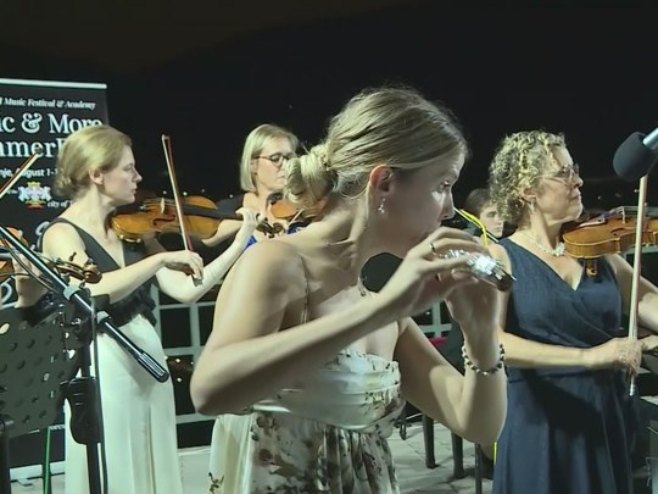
[1,1,657,211]
[4,0,658,461]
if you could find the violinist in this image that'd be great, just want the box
[40,124,258,494]
[487,130,658,494]
[201,123,300,252]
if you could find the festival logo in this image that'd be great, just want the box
[17,180,52,208]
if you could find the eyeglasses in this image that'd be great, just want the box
[547,163,580,183]
[256,153,296,166]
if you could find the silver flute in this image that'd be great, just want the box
[441,249,514,291]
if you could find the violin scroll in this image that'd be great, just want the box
[47,257,102,284]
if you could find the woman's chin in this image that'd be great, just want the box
[112,194,135,208]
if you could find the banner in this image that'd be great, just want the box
[0,78,108,306]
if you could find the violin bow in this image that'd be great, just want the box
[627,176,648,396]
[161,134,202,285]
[0,145,43,201]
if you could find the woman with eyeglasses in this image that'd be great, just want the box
[202,124,299,252]
[487,131,658,494]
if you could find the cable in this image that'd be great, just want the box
[455,209,498,246]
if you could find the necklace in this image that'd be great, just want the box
[519,231,565,257]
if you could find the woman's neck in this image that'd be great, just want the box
[63,191,114,234]
[515,214,563,248]
[300,198,382,283]
[246,186,277,214]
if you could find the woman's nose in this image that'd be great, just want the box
[441,202,455,220]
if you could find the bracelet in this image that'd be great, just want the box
[461,344,505,376]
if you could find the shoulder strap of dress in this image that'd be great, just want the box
[296,253,312,325]
[37,217,69,250]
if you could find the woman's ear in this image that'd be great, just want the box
[368,165,394,196]
[519,185,537,205]
[88,168,104,186]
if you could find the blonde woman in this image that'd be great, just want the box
[487,131,658,494]
[191,88,507,493]
[41,125,258,494]
[202,123,299,251]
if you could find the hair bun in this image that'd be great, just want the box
[284,143,335,208]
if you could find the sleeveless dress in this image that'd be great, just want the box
[493,239,636,494]
[44,219,184,494]
[207,348,405,493]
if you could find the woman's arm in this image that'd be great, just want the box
[488,244,642,371]
[605,253,658,332]
[191,225,500,415]
[395,318,506,445]
[42,222,168,303]
[153,209,259,303]
[200,220,243,247]
[190,241,398,415]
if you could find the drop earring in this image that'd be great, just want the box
[377,198,386,214]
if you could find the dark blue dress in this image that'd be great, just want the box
[493,239,636,494]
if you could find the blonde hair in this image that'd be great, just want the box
[239,124,299,192]
[54,124,131,198]
[285,87,466,208]
[489,130,566,224]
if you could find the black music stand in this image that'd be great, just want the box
[0,224,170,493]
[0,306,80,494]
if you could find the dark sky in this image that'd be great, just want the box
[2,2,657,209]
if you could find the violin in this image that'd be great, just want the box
[562,206,658,257]
[47,257,102,284]
[562,206,658,275]
[111,192,244,242]
[110,191,319,243]
[265,192,322,235]
[0,227,101,284]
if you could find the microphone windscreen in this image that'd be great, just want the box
[613,132,658,182]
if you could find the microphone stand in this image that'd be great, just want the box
[628,176,648,396]
[0,225,169,383]
[613,129,658,396]
[0,224,170,492]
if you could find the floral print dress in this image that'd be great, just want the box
[208,348,405,493]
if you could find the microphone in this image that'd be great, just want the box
[612,126,658,182]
